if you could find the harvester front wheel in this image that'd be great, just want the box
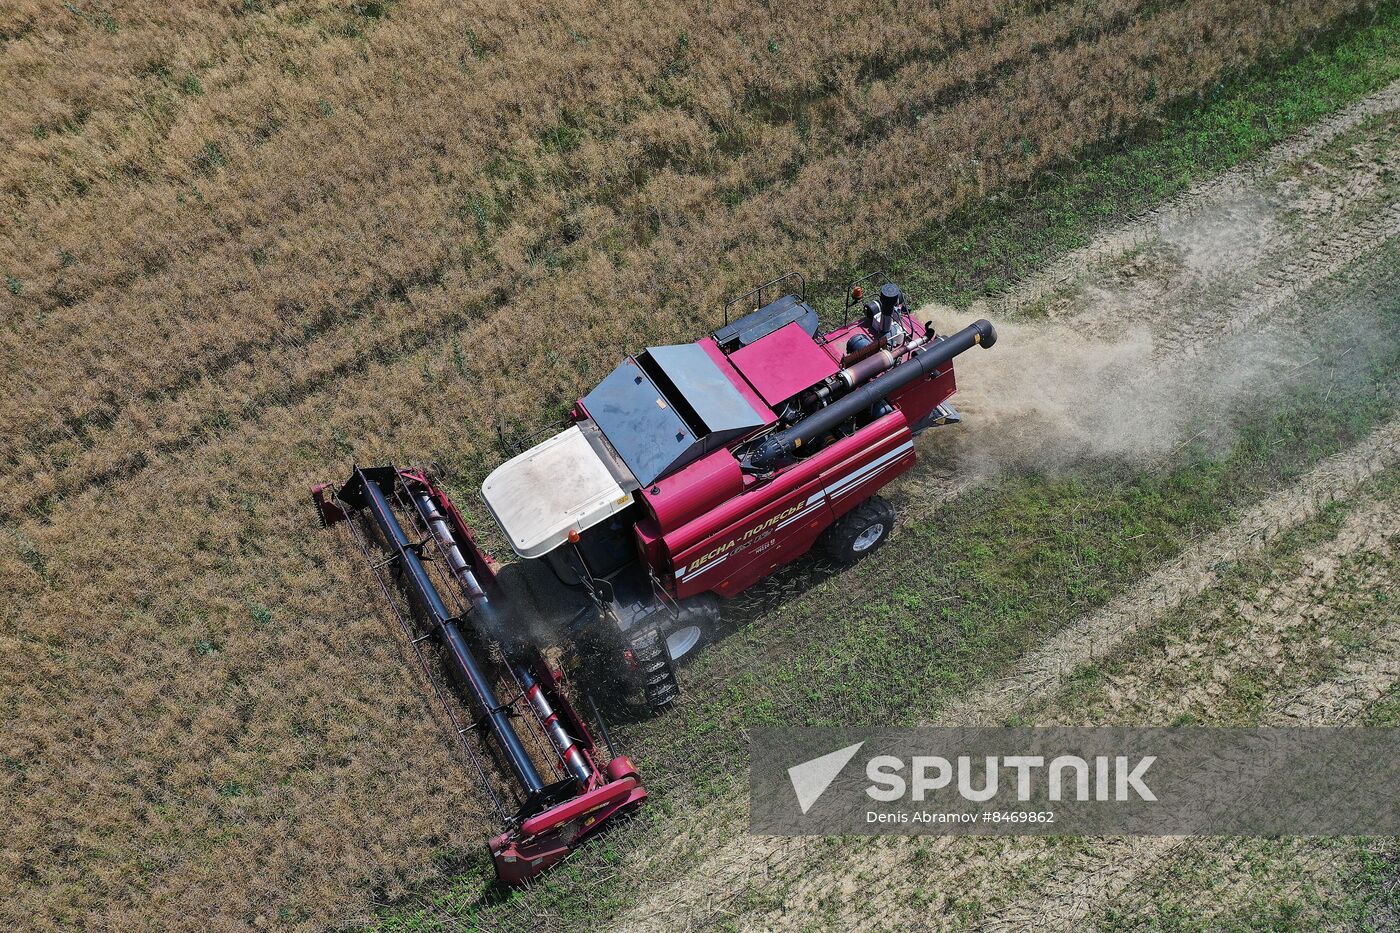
[664,593,720,663]
[632,595,720,710]
[630,628,680,709]
[821,495,895,564]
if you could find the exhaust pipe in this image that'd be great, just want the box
[839,348,895,389]
[877,283,901,336]
[747,319,996,470]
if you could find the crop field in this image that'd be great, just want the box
[3,1,1400,930]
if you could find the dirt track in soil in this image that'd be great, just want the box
[979,480,1399,932]
[598,80,1400,932]
[734,473,1399,933]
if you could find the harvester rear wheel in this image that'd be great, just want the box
[821,495,895,564]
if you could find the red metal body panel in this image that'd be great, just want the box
[643,310,956,600]
[889,361,957,424]
[607,309,958,602]
[645,449,744,532]
[664,410,914,598]
[817,420,918,518]
[489,758,646,885]
[633,515,664,568]
[729,321,841,406]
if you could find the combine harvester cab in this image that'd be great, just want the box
[312,467,646,885]
[481,273,996,708]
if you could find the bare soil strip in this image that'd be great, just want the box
[901,95,1400,512]
[947,419,1398,727]
[627,471,1399,932]
[973,78,1400,325]
[986,490,1398,932]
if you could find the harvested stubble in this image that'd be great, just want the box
[0,0,1380,928]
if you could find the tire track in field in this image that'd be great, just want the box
[945,419,1399,727]
[972,78,1400,326]
[596,97,1400,925]
[949,104,1400,379]
[999,109,1400,356]
[904,224,1400,514]
[746,461,1400,932]
[456,80,1400,933]
[985,500,1399,931]
[894,98,1400,510]
[1161,195,1400,361]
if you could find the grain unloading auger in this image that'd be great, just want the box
[312,467,645,885]
[314,273,994,885]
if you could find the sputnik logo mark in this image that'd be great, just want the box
[788,741,865,814]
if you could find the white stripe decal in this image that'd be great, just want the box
[683,500,822,583]
[832,442,913,489]
[775,500,825,531]
[824,442,914,498]
[680,552,728,582]
[830,461,894,498]
[830,456,902,499]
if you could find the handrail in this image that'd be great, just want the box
[722,271,806,327]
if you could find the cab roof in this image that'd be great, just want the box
[480,424,636,558]
[581,342,770,486]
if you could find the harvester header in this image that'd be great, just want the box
[313,468,645,884]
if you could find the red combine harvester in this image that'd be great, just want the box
[314,273,994,883]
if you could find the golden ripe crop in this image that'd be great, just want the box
[0,0,1372,927]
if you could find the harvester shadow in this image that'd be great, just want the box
[491,552,841,730]
[491,559,659,730]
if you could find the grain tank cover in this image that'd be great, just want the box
[728,321,840,406]
[583,343,767,486]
